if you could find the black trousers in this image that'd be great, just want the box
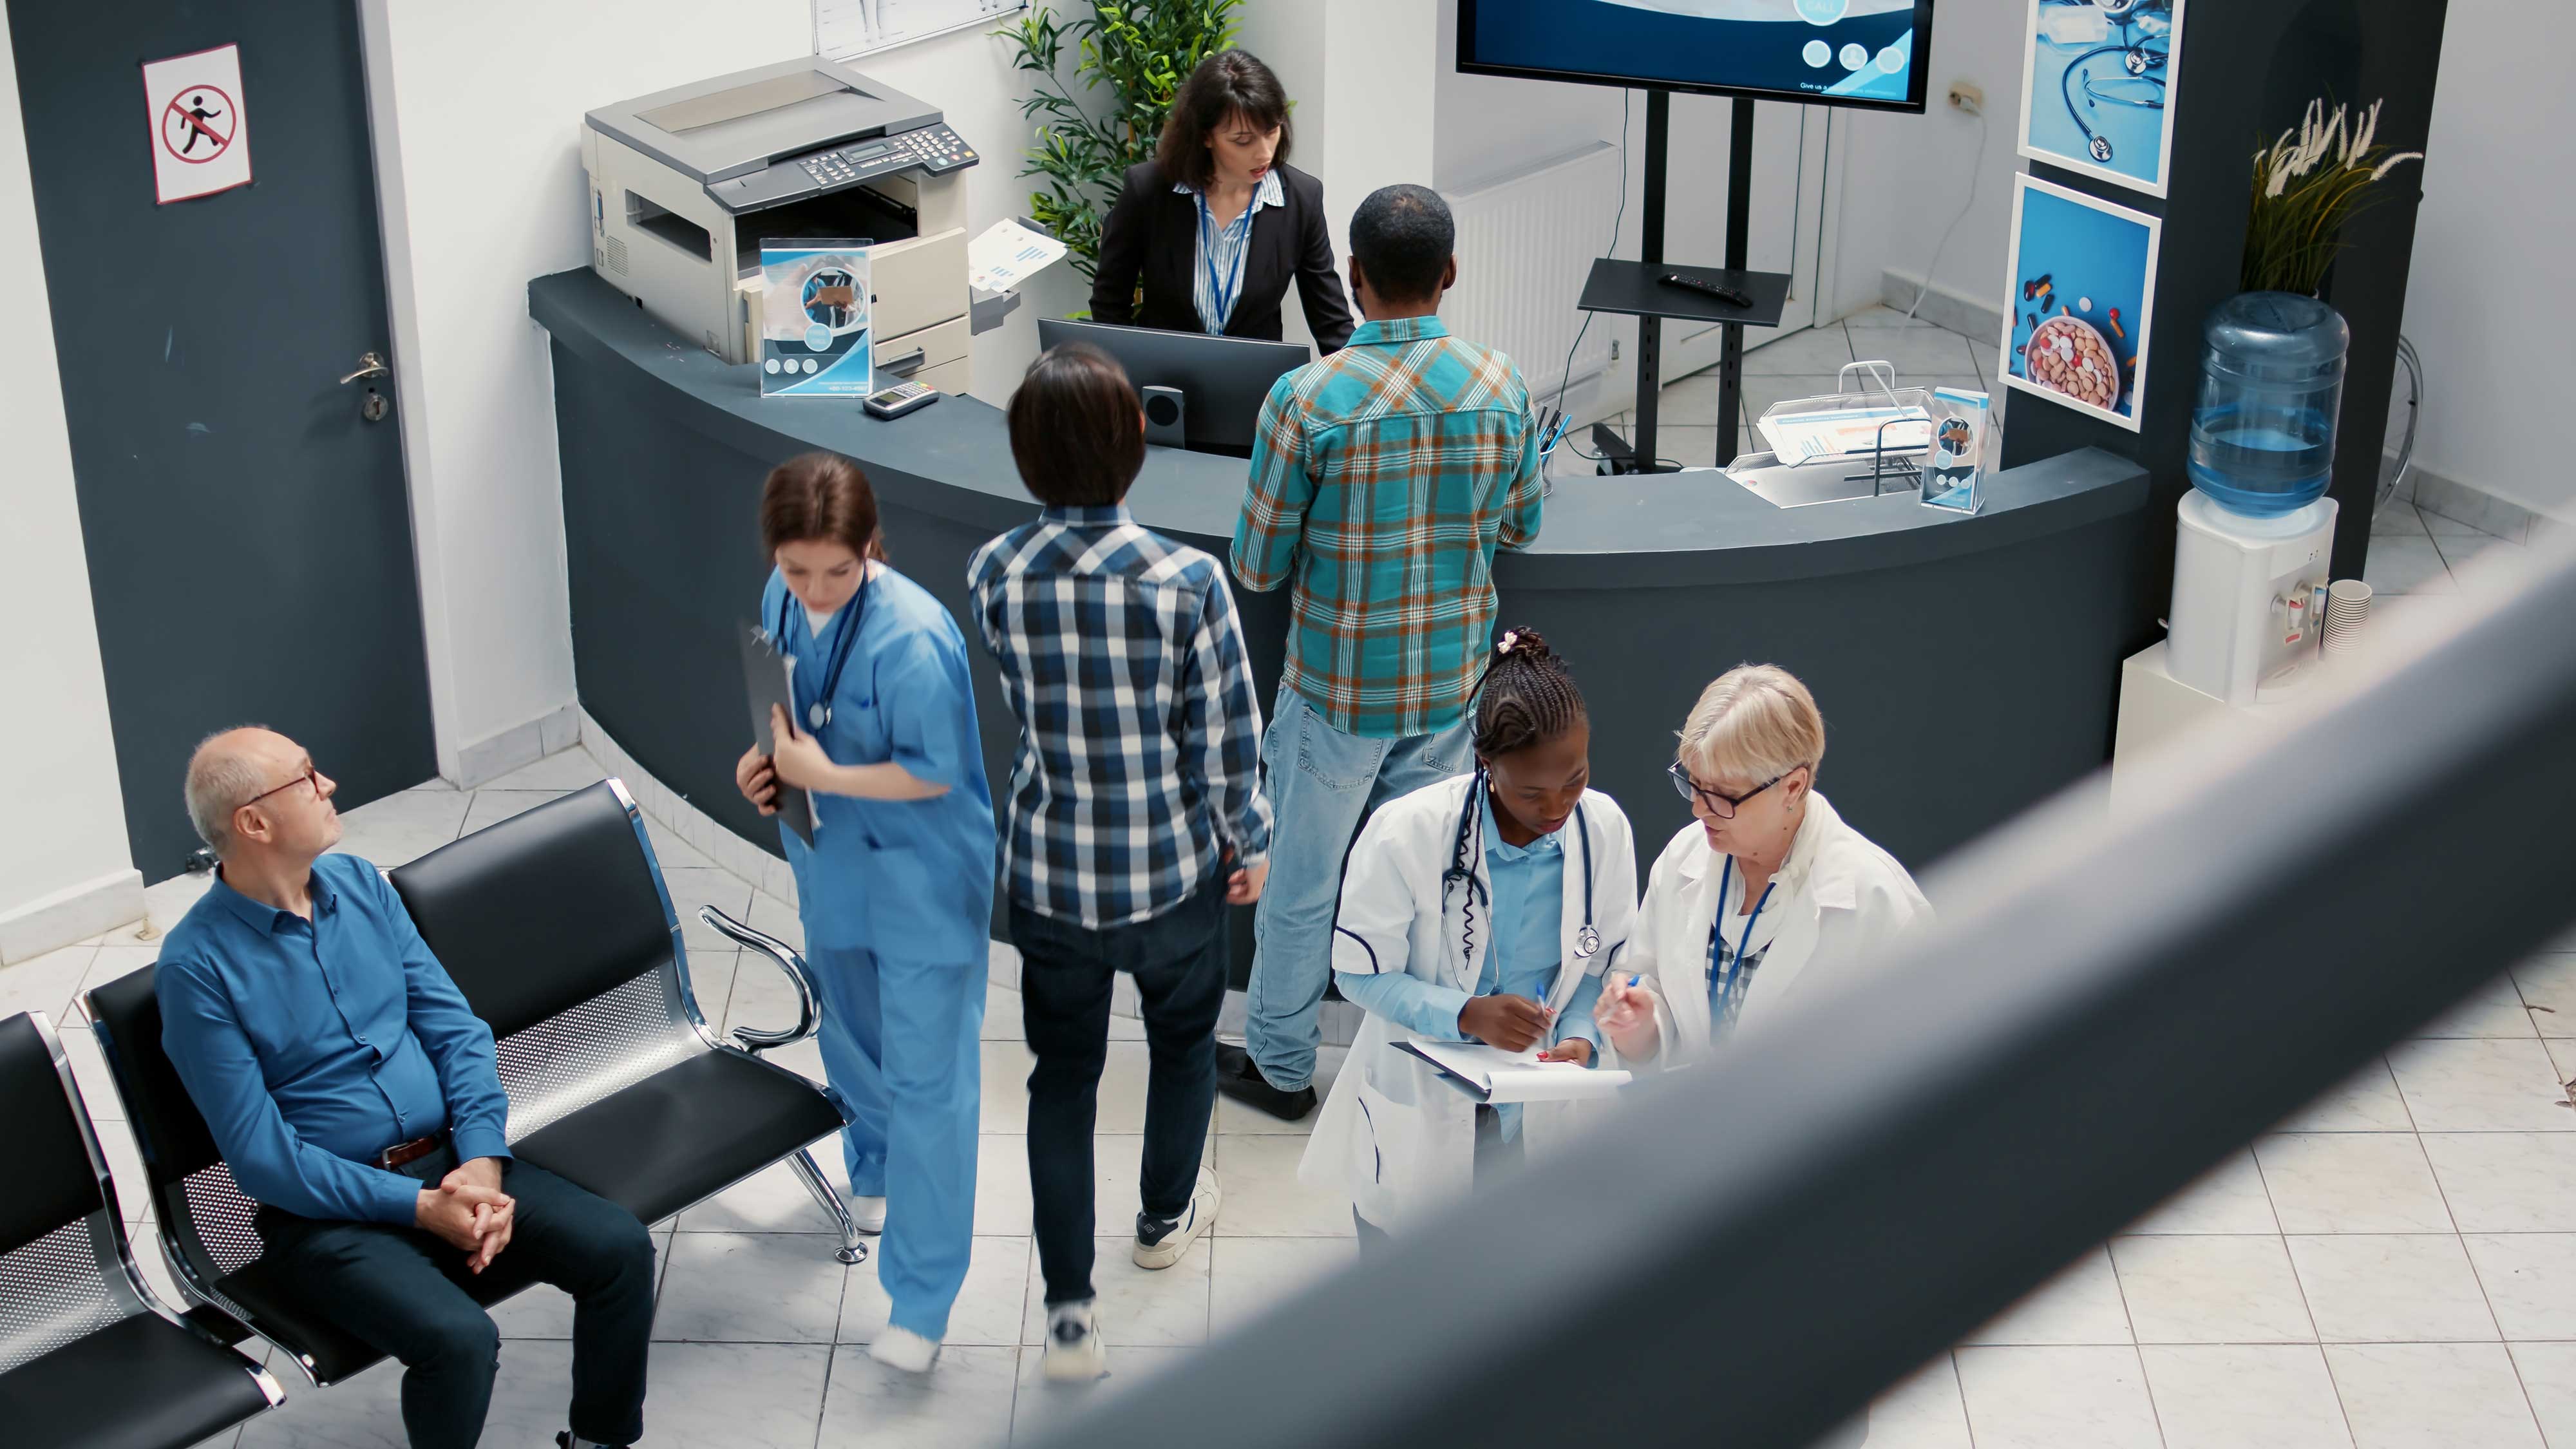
[255,1150,656,1449]
[1009,880,1228,1306]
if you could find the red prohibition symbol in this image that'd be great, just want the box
[161,85,236,165]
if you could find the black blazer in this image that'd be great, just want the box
[1090,160,1356,354]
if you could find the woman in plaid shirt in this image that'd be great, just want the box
[967,343,1274,1381]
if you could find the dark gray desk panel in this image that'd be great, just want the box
[533,267,2154,972]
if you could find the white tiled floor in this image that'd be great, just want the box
[8,445,2556,1445]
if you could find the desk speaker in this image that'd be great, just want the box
[1141,386,1186,448]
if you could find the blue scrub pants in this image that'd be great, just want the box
[806,943,983,1340]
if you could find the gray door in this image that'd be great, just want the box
[8,3,435,879]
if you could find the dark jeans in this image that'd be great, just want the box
[1010,880,1228,1306]
[255,1151,656,1449]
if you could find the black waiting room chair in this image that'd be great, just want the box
[84,777,858,1388]
[0,1010,283,1448]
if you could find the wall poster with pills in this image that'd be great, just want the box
[1998,174,2160,432]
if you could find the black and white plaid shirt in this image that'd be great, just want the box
[968,506,1274,929]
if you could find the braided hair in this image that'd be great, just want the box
[1472,627,1587,759]
[1444,629,1588,974]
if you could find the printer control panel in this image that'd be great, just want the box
[799,123,979,188]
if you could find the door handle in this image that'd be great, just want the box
[339,350,390,384]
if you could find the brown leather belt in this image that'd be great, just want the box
[376,1131,448,1171]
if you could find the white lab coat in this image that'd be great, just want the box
[1298,773,1640,1231]
[1623,791,1931,1069]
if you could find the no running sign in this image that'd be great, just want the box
[142,44,252,204]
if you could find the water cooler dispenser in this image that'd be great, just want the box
[2166,294,2349,705]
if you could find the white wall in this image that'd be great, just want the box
[2392,5,2569,520]
[358,1,1056,784]
[0,21,142,958]
[1828,0,2023,324]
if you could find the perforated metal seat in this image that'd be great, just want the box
[0,1011,282,1448]
[84,777,855,1387]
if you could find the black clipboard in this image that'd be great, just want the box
[1394,1041,1496,1103]
[739,623,817,846]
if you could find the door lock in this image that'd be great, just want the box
[361,389,390,423]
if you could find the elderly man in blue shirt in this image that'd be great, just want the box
[158,726,655,1449]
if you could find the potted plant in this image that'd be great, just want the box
[999,0,1245,299]
[2240,97,2423,296]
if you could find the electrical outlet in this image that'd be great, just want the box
[1947,79,1984,116]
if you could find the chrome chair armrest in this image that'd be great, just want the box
[697,905,822,1052]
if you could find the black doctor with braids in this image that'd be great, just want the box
[1444,627,1596,1062]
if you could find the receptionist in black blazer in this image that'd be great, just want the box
[1090,49,1356,354]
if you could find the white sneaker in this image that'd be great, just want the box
[1132,1168,1219,1269]
[845,1193,886,1234]
[1041,1298,1107,1381]
[867,1323,940,1374]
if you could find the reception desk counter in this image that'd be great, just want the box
[533,267,2155,959]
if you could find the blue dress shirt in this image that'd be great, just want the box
[157,855,513,1225]
[1335,801,1602,1137]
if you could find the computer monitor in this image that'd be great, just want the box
[1457,0,1937,113]
[1036,318,1311,456]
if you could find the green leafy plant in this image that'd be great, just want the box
[999,0,1244,289]
[2242,97,2424,296]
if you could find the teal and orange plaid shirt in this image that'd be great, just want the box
[1231,316,1544,739]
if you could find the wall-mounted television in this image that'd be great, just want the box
[1456,0,1937,113]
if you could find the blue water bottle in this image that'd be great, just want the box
[2186,293,2349,516]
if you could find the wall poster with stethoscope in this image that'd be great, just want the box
[2018,0,2184,198]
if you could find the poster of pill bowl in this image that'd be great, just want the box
[1998,173,2159,431]
[2018,0,2184,196]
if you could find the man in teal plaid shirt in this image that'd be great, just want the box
[1222,183,1546,1119]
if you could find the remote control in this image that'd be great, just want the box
[1658,271,1754,308]
[864,381,941,419]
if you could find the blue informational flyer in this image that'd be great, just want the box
[760,240,873,398]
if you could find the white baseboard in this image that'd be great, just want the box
[1879,268,2005,346]
[0,867,145,965]
[454,704,582,789]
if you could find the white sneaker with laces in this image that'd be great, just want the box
[1132,1167,1220,1269]
[1042,1298,1108,1381]
[868,1323,940,1374]
[845,1193,886,1234]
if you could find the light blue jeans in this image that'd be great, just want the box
[1244,689,1473,1091]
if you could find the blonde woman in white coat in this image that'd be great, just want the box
[1298,632,1639,1245]
[1595,665,1931,1069]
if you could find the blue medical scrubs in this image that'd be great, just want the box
[763,564,996,1341]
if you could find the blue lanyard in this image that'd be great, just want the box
[770,571,869,730]
[1196,193,1251,332]
[1707,855,1776,1023]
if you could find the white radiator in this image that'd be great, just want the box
[1441,143,1623,404]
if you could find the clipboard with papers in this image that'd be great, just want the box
[1396,1038,1632,1104]
[739,623,818,846]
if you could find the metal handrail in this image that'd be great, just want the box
[1028,542,2576,1449]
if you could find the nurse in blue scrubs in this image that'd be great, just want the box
[732,451,996,1374]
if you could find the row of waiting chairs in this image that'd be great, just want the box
[0,781,860,1449]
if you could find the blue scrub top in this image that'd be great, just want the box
[763,564,998,965]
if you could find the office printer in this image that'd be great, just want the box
[584,58,980,393]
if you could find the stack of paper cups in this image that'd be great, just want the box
[2324,579,2373,654]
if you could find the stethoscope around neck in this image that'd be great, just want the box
[1439,770,1601,982]
[768,569,871,730]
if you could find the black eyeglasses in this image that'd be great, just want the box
[239,764,321,811]
[1667,761,1791,819]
